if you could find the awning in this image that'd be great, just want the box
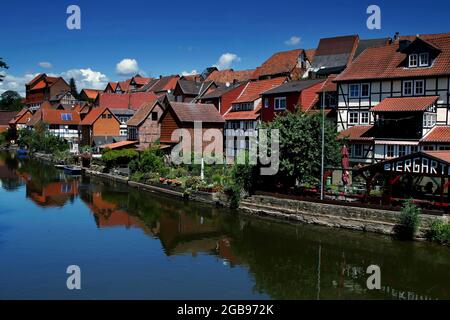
[100,140,138,150]
[371,96,438,112]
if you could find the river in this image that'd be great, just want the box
[0,151,449,300]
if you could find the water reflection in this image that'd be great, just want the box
[1,151,450,300]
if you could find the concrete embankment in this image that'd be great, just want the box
[239,194,446,239]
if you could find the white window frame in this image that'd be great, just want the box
[360,112,370,125]
[387,145,396,158]
[349,112,359,125]
[414,80,424,95]
[264,98,269,108]
[361,83,370,98]
[352,144,363,158]
[403,80,413,96]
[419,53,429,67]
[274,97,287,111]
[409,54,418,67]
[423,113,437,128]
[398,145,407,157]
[349,84,360,98]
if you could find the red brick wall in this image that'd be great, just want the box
[138,104,164,147]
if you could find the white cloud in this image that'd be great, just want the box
[0,73,38,96]
[61,68,109,90]
[285,36,301,46]
[214,53,241,70]
[181,70,199,76]
[116,58,140,76]
[38,61,53,69]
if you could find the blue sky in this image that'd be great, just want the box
[1,0,450,95]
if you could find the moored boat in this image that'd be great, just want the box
[63,165,82,175]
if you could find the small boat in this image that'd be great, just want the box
[63,165,82,175]
[54,164,66,169]
[16,149,28,156]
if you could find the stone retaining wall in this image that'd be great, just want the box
[240,195,446,239]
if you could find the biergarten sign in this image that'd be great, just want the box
[383,153,450,177]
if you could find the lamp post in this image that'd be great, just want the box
[320,92,325,201]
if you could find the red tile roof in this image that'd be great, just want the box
[101,140,138,150]
[335,33,450,81]
[29,109,81,126]
[98,92,159,111]
[337,125,374,141]
[81,107,119,125]
[423,150,450,163]
[315,35,359,56]
[305,49,316,62]
[81,89,102,100]
[252,49,304,79]
[126,99,160,126]
[117,79,131,92]
[168,102,224,123]
[371,96,438,112]
[316,74,338,93]
[206,69,254,84]
[131,76,153,86]
[233,78,286,104]
[223,104,261,120]
[9,108,32,125]
[421,126,450,143]
[0,111,18,126]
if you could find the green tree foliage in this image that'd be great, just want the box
[102,148,139,169]
[261,111,341,186]
[0,90,24,111]
[17,123,69,154]
[428,220,450,245]
[69,78,79,100]
[129,146,166,175]
[394,199,422,240]
[0,58,8,82]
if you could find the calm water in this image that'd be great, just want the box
[1,152,450,300]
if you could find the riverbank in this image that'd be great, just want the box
[28,151,449,244]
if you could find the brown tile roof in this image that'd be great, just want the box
[206,69,254,84]
[421,126,450,143]
[143,75,180,93]
[315,35,359,56]
[423,150,450,163]
[252,49,304,79]
[101,140,138,150]
[337,125,374,141]
[131,76,153,86]
[371,96,438,112]
[0,111,19,126]
[223,104,261,121]
[168,102,224,123]
[316,74,338,93]
[126,99,160,127]
[335,33,450,81]
[9,108,32,125]
[233,78,286,104]
[305,49,316,62]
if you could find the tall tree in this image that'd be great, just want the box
[0,58,8,82]
[0,90,23,111]
[69,78,79,99]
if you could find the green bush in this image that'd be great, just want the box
[129,146,164,174]
[428,220,450,245]
[102,149,139,169]
[17,125,69,154]
[185,176,202,190]
[394,199,422,240]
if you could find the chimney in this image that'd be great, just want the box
[393,32,400,42]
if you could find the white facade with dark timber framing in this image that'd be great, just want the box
[335,33,450,164]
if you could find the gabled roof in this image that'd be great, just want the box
[117,79,131,92]
[164,102,224,124]
[126,99,161,127]
[311,35,359,70]
[316,74,338,93]
[232,78,286,103]
[130,76,153,86]
[337,125,374,141]
[252,49,304,79]
[421,126,450,143]
[335,33,450,81]
[223,105,261,121]
[262,79,325,95]
[371,96,438,112]
[353,38,391,60]
[141,75,180,93]
[200,83,245,100]
[81,107,119,125]
[80,89,102,100]
[9,108,32,125]
[104,82,118,92]
[98,92,159,111]
[27,74,67,91]
[206,69,254,84]
[176,79,215,96]
[28,109,81,126]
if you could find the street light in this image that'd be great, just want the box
[320,91,325,201]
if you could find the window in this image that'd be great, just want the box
[120,129,127,136]
[423,145,435,151]
[107,114,112,119]
[387,145,396,158]
[411,145,419,153]
[61,113,72,121]
[151,112,158,121]
[349,84,360,98]
[360,112,370,124]
[419,53,429,67]
[351,144,363,158]
[101,114,107,119]
[439,146,450,150]
[398,145,406,157]
[423,113,437,128]
[414,80,424,95]
[274,97,287,110]
[264,98,269,108]
[349,112,359,124]
[403,81,413,96]
[409,54,418,67]
[361,83,370,98]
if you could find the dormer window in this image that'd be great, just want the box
[419,53,429,67]
[409,54,418,67]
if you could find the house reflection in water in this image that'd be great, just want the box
[24,176,79,208]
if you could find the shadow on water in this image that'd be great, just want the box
[1,151,450,300]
